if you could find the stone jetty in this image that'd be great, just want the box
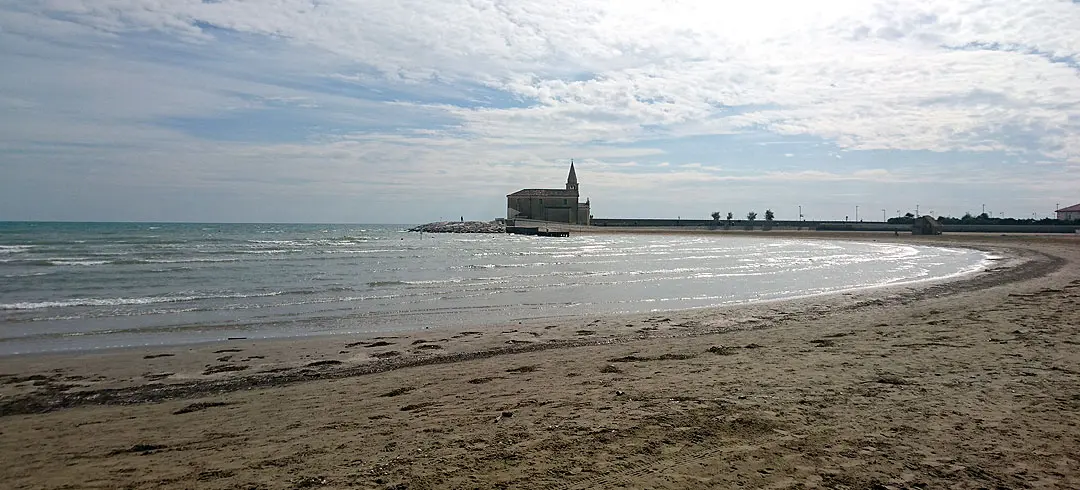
[408,221,505,234]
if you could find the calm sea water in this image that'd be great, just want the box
[0,222,990,355]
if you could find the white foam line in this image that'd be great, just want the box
[0,291,287,310]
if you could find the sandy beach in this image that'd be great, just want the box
[1,232,1078,489]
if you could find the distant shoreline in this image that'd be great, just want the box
[580,226,1080,238]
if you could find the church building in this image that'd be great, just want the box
[506,161,591,225]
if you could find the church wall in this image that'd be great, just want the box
[545,208,571,223]
[507,196,583,224]
[577,206,591,225]
[529,198,544,220]
[507,161,589,224]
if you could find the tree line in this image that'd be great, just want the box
[710,210,775,229]
[887,212,1077,225]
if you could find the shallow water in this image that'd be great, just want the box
[0,222,989,355]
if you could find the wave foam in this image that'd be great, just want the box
[0,245,34,254]
[1,291,286,310]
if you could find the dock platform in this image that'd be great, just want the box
[506,226,570,237]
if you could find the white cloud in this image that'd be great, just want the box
[10,0,1080,159]
[2,0,1080,221]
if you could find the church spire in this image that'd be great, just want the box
[566,159,578,192]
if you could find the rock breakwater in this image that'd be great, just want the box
[409,221,505,233]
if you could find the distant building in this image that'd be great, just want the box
[912,215,943,235]
[1055,203,1080,221]
[506,161,591,224]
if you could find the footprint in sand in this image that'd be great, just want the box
[173,401,230,415]
[399,402,435,412]
[506,365,538,373]
[108,444,166,455]
[379,387,414,397]
[707,346,738,356]
[143,353,174,359]
[202,364,249,375]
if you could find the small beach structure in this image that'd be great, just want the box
[505,219,570,237]
[912,215,943,235]
[505,225,569,237]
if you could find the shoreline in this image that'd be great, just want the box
[0,235,1055,414]
[2,233,1078,488]
[0,230,988,358]
[0,234,995,358]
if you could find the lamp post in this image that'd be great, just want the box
[855,205,859,222]
[882,209,886,222]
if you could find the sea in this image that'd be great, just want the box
[0,222,992,356]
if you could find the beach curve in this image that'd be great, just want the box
[1,232,1078,489]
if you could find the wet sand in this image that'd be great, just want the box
[1,233,1078,489]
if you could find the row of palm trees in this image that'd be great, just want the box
[710,210,775,225]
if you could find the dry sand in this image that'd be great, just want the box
[1,233,1078,489]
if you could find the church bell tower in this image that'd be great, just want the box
[566,160,579,193]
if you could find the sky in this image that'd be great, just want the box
[1,0,1079,223]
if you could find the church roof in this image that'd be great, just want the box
[507,188,578,197]
[1056,203,1080,212]
[567,161,578,185]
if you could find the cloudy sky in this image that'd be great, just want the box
[2,0,1078,223]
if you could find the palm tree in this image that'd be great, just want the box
[764,209,774,221]
[747,211,757,222]
[710,211,720,230]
